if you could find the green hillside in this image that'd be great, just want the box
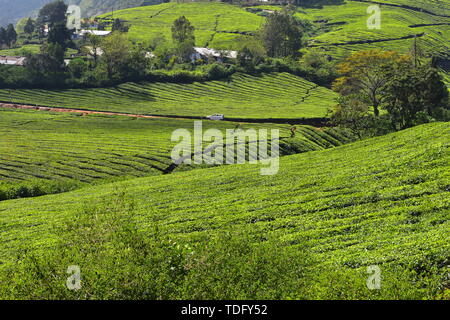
[294,1,450,60]
[0,108,353,199]
[0,122,448,298]
[0,73,337,119]
[96,2,450,85]
[98,2,264,49]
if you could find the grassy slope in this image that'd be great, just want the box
[296,1,450,59]
[0,73,337,119]
[0,108,353,189]
[0,122,448,271]
[98,2,264,50]
[366,0,450,16]
[103,2,449,59]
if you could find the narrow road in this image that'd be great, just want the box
[0,102,329,126]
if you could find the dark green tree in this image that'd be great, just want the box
[382,63,449,130]
[171,16,195,62]
[112,19,129,33]
[48,22,73,51]
[24,18,36,38]
[261,9,304,58]
[171,16,195,45]
[37,0,68,27]
[5,24,17,48]
[0,27,6,48]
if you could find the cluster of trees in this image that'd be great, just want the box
[331,48,449,133]
[0,24,17,48]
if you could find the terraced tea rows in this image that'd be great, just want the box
[98,2,264,49]
[0,109,354,198]
[255,1,450,83]
[358,0,450,16]
[0,122,448,274]
[0,73,337,119]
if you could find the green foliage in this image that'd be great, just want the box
[98,3,264,50]
[24,18,36,37]
[5,24,18,48]
[0,73,337,118]
[111,19,129,33]
[47,22,73,51]
[37,0,67,27]
[261,9,304,58]
[0,109,350,196]
[0,190,314,299]
[383,64,449,130]
[100,32,131,80]
[0,123,448,299]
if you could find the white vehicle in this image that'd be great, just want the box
[206,114,224,120]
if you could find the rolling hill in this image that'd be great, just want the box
[0,108,354,200]
[0,122,448,298]
[0,0,160,27]
[0,73,337,119]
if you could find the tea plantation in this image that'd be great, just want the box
[0,73,337,119]
[0,122,448,298]
[0,108,353,200]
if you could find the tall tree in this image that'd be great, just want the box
[48,22,73,51]
[85,33,102,68]
[171,16,195,45]
[112,19,129,33]
[171,16,195,62]
[261,9,303,58]
[24,18,36,38]
[333,49,409,117]
[382,62,449,130]
[5,24,17,48]
[0,27,6,48]
[100,32,130,80]
[37,0,68,27]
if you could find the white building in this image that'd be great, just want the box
[190,47,238,62]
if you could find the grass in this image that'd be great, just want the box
[367,0,450,16]
[0,72,337,119]
[0,121,448,298]
[0,44,41,56]
[0,108,354,199]
[98,2,264,50]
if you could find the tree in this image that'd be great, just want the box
[171,16,195,45]
[112,19,129,33]
[25,44,66,84]
[382,63,449,130]
[37,0,68,27]
[330,95,374,138]
[48,22,73,51]
[24,18,36,38]
[0,27,6,48]
[84,34,102,68]
[237,37,266,71]
[410,35,424,68]
[5,24,17,48]
[261,9,304,58]
[171,16,195,62]
[100,32,131,80]
[333,49,409,117]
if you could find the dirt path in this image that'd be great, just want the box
[0,102,174,119]
[0,102,328,126]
